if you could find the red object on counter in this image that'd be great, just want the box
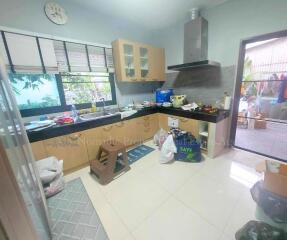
[55,116,74,125]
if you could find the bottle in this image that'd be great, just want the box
[71,104,79,122]
[223,92,231,110]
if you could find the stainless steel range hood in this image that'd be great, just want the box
[168,9,220,71]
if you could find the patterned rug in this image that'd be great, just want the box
[127,144,155,165]
[47,178,109,240]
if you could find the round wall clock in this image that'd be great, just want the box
[44,2,68,25]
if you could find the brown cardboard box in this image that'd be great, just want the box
[255,161,287,198]
[263,171,287,198]
[254,119,266,129]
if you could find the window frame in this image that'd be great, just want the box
[19,73,117,117]
[230,29,287,163]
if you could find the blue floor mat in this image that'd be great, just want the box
[128,145,155,165]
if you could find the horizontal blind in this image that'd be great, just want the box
[53,40,69,72]
[5,32,42,73]
[105,48,114,70]
[87,46,106,72]
[38,38,58,73]
[0,33,10,68]
[66,42,89,72]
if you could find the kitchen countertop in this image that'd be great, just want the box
[27,107,229,143]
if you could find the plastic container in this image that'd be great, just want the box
[156,89,173,103]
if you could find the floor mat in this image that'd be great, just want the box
[47,178,109,240]
[128,144,155,165]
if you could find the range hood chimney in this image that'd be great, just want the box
[168,8,220,71]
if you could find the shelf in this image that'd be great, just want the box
[199,131,208,137]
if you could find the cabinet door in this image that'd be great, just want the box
[31,141,48,160]
[84,127,103,162]
[158,114,170,131]
[149,47,165,81]
[178,117,199,139]
[140,114,159,140]
[43,132,88,173]
[138,44,150,81]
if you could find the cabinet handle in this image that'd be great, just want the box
[69,134,81,141]
[180,118,189,123]
[103,125,113,131]
[115,121,125,127]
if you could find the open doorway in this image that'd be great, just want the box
[231,30,287,162]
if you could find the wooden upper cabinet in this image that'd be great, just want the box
[112,39,165,82]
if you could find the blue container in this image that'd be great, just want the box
[156,89,173,103]
[174,139,201,162]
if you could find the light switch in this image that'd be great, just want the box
[168,117,179,128]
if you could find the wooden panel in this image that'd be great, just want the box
[158,113,170,131]
[178,117,199,139]
[84,127,103,162]
[112,38,165,82]
[43,132,88,173]
[149,46,166,81]
[31,141,48,160]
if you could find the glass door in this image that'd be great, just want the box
[0,57,51,239]
[231,31,287,162]
[139,47,149,81]
[123,43,137,81]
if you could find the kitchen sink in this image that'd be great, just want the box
[79,111,120,121]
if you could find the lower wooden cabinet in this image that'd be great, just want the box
[43,132,89,173]
[30,113,204,174]
[158,114,199,138]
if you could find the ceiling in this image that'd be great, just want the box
[69,0,230,30]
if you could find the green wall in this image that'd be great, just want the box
[153,0,287,67]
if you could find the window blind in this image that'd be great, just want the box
[87,46,106,72]
[53,40,69,72]
[105,48,114,71]
[0,33,10,68]
[66,42,89,72]
[5,32,42,73]
[38,38,58,73]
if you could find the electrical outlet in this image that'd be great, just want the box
[168,117,179,128]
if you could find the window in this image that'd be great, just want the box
[61,72,116,106]
[9,73,61,110]
[8,72,116,117]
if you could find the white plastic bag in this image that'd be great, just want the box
[153,128,168,149]
[43,173,65,198]
[159,135,177,164]
[36,156,63,184]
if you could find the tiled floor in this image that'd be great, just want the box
[64,141,268,240]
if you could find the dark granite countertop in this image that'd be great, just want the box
[27,107,229,143]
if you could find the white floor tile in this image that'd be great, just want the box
[223,188,257,238]
[142,160,203,193]
[175,172,242,230]
[132,196,221,240]
[63,141,266,240]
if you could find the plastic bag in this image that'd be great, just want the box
[251,181,287,223]
[36,156,63,184]
[43,173,65,198]
[153,128,168,150]
[159,134,177,164]
[235,220,286,240]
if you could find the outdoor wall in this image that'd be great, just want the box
[153,0,287,104]
[0,0,159,109]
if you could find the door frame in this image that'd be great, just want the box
[230,29,287,161]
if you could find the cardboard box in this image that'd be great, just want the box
[263,171,287,198]
[255,161,287,198]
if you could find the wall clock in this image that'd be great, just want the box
[44,2,68,25]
